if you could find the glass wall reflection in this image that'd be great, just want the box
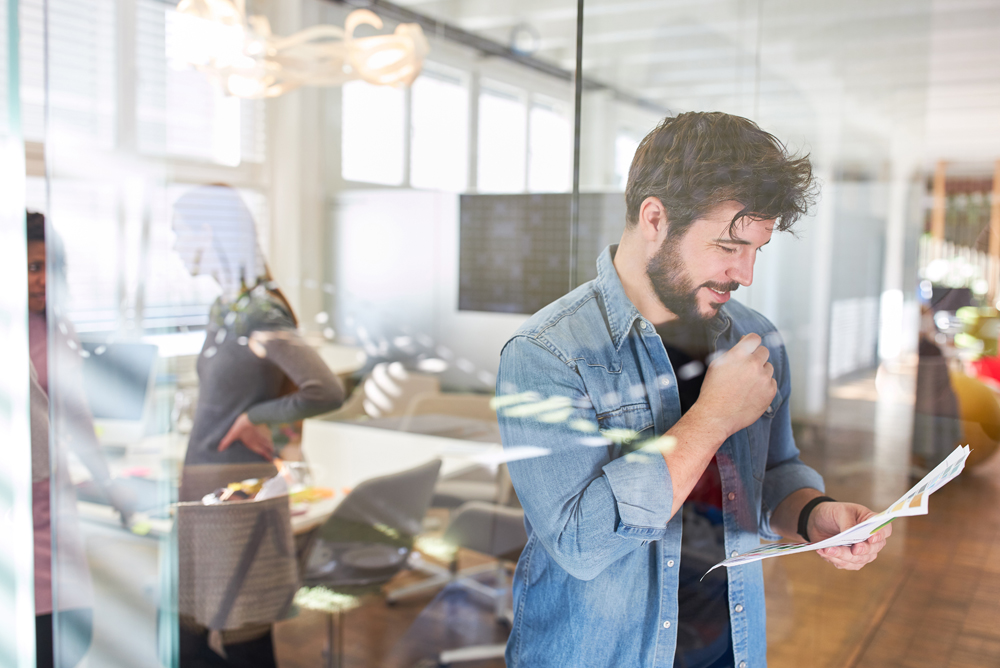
[26,0,1000,667]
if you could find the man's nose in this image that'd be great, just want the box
[728,251,755,286]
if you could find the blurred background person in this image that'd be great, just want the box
[28,211,132,512]
[171,184,345,667]
[28,211,133,668]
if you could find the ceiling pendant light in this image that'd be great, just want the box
[174,0,429,98]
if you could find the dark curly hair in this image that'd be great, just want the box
[26,210,67,277]
[27,210,45,242]
[625,111,816,236]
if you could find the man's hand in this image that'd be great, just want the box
[809,502,891,570]
[694,333,777,438]
[219,412,275,461]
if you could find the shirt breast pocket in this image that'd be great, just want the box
[596,403,655,452]
[748,391,784,482]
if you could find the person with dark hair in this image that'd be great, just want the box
[172,185,346,469]
[496,112,891,668]
[171,185,346,668]
[27,211,133,668]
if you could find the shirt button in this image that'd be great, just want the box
[731,550,739,558]
[667,559,675,567]
[728,492,736,501]
[734,604,744,613]
[739,662,747,668]
[662,620,671,629]
[640,321,647,330]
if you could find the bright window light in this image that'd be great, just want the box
[342,80,406,185]
[528,102,571,193]
[410,73,469,192]
[615,133,641,191]
[477,87,527,193]
[137,2,248,166]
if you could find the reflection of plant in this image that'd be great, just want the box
[293,586,360,614]
[270,421,302,449]
[414,535,458,563]
[954,306,1000,359]
[920,234,991,295]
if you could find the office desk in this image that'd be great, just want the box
[76,432,342,537]
[313,342,367,380]
[76,495,341,537]
[301,419,504,491]
[77,409,505,537]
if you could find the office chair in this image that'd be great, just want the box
[299,458,442,667]
[321,362,441,420]
[386,500,527,666]
[431,461,516,512]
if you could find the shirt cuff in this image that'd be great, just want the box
[760,461,825,540]
[602,440,673,540]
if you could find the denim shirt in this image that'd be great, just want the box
[496,245,824,668]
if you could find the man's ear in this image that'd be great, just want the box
[637,196,669,242]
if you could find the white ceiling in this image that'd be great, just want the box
[395,0,1000,172]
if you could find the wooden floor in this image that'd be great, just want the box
[274,549,509,668]
[274,370,1000,668]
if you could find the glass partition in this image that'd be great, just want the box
[29,0,1000,667]
[577,2,995,668]
[1,0,35,666]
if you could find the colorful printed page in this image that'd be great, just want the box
[705,445,971,574]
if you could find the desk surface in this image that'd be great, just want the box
[77,417,502,538]
[342,414,501,444]
[301,419,503,492]
[77,492,342,538]
[314,343,367,377]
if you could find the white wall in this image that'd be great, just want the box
[265,0,930,416]
[329,189,526,391]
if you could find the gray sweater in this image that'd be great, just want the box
[185,290,345,465]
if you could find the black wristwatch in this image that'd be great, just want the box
[797,496,836,543]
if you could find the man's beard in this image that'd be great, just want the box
[646,233,739,323]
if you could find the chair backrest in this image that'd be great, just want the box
[177,494,298,630]
[323,458,442,542]
[443,501,527,559]
[179,462,279,503]
[321,363,441,420]
[404,392,498,424]
[495,463,517,507]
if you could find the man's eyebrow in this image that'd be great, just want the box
[714,238,771,247]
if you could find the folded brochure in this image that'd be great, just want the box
[705,445,971,574]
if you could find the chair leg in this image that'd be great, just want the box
[322,611,333,668]
[438,644,506,666]
[322,610,343,668]
[388,561,501,603]
[493,564,507,621]
[337,610,344,668]
[387,572,454,602]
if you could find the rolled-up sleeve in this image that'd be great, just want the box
[758,341,825,540]
[603,440,673,537]
[498,336,673,581]
[245,330,346,424]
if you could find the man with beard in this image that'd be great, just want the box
[495,112,891,668]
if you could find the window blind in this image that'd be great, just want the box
[21,0,117,147]
[136,0,266,165]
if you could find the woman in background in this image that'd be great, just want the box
[172,184,345,667]
[28,211,133,668]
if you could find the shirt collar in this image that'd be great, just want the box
[596,245,644,351]
[595,244,731,351]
